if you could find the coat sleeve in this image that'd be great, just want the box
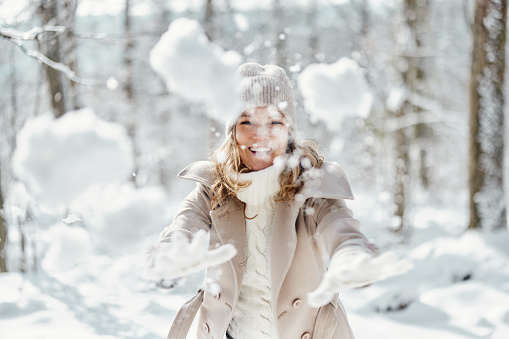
[144,183,212,288]
[310,198,378,260]
[157,183,213,243]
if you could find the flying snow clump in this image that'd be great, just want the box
[150,17,242,122]
[12,109,134,207]
[42,223,92,272]
[144,229,237,282]
[4,182,33,225]
[72,183,172,255]
[298,57,372,129]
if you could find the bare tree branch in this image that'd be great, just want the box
[0,26,99,87]
[0,26,64,40]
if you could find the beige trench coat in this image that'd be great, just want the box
[160,161,377,339]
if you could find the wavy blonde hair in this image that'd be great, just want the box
[210,127,324,210]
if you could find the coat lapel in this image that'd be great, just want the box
[209,199,247,295]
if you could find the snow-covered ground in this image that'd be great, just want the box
[1,200,508,339]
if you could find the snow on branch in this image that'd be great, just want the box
[0,26,65,40]
[0,25,99,87]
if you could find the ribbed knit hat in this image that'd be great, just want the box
[226,63,296,137]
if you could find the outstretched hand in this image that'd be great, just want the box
[307,249,413,308]
[144,229,237,285]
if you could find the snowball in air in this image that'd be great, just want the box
[216,151,227,163]
[298,58,372,129]
[233,14,249,32]
[11,109,134,207]
[150,18,242,123]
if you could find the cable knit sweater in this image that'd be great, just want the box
[227,163,284,339]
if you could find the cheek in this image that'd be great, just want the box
[271,128,288,148]
[236,143,249,162]
[235,128,250,146]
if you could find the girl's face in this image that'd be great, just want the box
[235,106,289,171]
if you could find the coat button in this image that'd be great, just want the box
[203,323,210,333]
[292,298,302,309]
[301,332,311,339]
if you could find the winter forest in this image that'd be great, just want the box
[1,0,509,338]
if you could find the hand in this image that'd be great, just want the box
[307,249,413,308]
[144,229,237,284]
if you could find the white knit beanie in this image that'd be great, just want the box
[226,63,296,137]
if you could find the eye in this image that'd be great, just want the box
[271,121,283,125]
[240,120,252,125]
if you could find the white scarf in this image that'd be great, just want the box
[232,159,285,206]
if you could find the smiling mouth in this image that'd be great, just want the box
[249,146,272,153]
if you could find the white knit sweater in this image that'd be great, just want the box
[227,163,283,339]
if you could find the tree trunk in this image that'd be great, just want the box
[469,0,507,230]
[273,0,287,69]
[204,0,214,40]
[392,105,410,236]
[151,0,171,35]
[306,0,319,63]
[390,0,432,237]
[0,168,7,273]
[18,219,26,273]
[37,0,72,118]
[62,0,80,110]
[124,0,134,101]
[405,0,432,189]
[123,0,139,184]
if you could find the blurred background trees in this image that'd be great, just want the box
[0,0,507,273]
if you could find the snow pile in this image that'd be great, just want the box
[11,109,134,207]
[42,223,92,273]
[144,229,237,283]
[298,57,372,129]
[71,183,172,255]
[150,18,243,123]
[341,227,509,339]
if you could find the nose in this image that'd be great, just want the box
[252,125,270,140]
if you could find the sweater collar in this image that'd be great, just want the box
[230,160,284,206]
[177,160,354,201]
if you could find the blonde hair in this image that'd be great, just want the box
[210,128,324,210]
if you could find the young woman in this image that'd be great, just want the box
[148,63,380,339]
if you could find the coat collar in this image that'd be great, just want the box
[177,160,354,201]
